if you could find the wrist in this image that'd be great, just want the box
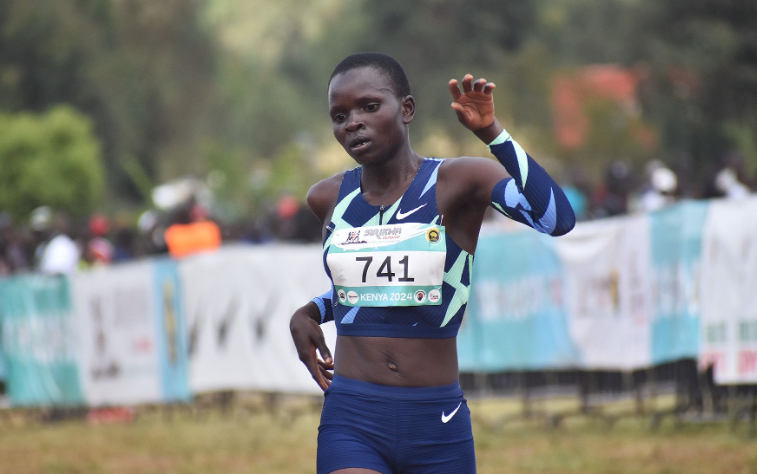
[473,118,504,144]
[296,302,322,325]
[486,128,512,151]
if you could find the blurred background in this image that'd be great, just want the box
[0,0,755,269]
[1,1,757,473]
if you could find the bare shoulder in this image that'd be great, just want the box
[306,172,344,224]
[435,156,510,210]
[438,156,510,185]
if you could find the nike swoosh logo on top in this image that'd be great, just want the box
[441,402,462,423]
[396,204,427,220]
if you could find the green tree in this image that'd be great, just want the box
[0,106,105,220]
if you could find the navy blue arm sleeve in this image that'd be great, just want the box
[489,136,576,236]
[311,290,334,324]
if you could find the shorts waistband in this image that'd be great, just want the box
[328,375,463,401]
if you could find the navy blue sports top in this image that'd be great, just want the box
[322,158,471,339]
[312,131,576,339]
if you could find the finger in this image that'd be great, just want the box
[450,102,469,123]
[313,334,332,364]
[483,82,496,95]
[450,102,465,114]
[462,74,473,93]
[448,79,461,101]
[317,344,332,366]
[319,365,334,380]
[305,357,328,390]
[473,78,486,93]
[315,363,331,390]
[318,358,334,370]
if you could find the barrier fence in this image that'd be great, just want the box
[1,197,756,416]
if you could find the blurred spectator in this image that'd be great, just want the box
[137,209,168,255]
[273,195,322,242]
[0,213,31,275]
[35,208,80,276]
[591,160,635,218]
[164,201,222,259]
[112,225,137,262]
[80,214,115,268]
[630,160,678,212]
[714,167,751,200]
[0,214,12,275]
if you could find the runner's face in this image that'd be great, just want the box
[328,67,412,165]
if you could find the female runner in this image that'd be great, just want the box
[290,52,575,474]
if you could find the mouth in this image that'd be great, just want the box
[348,137,371,153]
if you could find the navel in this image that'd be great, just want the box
[387,361,399,372]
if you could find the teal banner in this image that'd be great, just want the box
[459,230,579,371]
[152,259,191,402]
[0,341,5,382]
[0,275,84,406]
[650,200,709,364]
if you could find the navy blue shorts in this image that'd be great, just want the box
[317,375,476,474]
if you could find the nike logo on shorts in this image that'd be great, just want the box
[441,402,462,423]
[396,204,426,220]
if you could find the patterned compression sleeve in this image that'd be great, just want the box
[488,130,575,236]
[311,291,334,324]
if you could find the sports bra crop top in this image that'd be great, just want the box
[321,158,473,339]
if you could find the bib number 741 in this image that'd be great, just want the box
[355,255,414,283]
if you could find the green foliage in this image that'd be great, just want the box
[642,0,757,176]
[0,0,218,201]
[0,106,105,220]
[1,0,756,217]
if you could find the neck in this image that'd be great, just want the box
[361,141,422,195]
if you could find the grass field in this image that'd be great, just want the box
[1,395,756,474]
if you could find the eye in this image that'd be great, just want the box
[332,113,346,123]
[364,103,380,112]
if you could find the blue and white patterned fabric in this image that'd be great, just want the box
[317,139,575,338]
[322,158,472,339]
[488,131,575,236]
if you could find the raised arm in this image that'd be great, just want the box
[449,75,575,236]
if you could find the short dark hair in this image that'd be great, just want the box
[329,53,411,98]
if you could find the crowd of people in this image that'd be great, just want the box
[561,157,755,221]
[0,195,322,277]
[0,157,753,278]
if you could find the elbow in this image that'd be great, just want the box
[550,208,576,237]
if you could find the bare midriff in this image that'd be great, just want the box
[334,335,459,387]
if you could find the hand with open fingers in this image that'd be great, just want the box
[289,309,334,391]
[449,74,496,132]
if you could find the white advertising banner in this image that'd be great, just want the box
[700,197,757,384]
[71,261,163,406]
[181,244,333,394]
[555,215,653,370]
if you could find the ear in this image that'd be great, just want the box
[401,95,416,124]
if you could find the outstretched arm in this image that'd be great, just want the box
[449,75,575,236]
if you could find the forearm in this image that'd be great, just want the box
[292,301,322,325]
[485,126,575,236]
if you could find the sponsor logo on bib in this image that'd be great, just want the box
[426,227,440,243]
[428,289,441,303]
[347,291,359,305]
[414,290,427,303]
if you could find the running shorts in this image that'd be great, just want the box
[317,375,476,474]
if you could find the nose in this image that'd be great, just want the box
[344,113,364,132]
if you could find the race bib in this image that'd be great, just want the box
[327,223,446,307]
